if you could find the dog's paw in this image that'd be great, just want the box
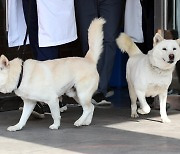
[161,117,171,123]
[82,119,91,126]
[138,106,151,114]
[49,124,60,130]
[74,120,83,127]
[7,125,22,132]
[137,108,145,114]
[131,112,139,118]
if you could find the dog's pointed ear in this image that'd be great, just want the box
[0,55,9,67]
[176,38,180,46]
[153,33,164,46]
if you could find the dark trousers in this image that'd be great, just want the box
[140,0,154,54]
[75,0,122,95]
[22,0,59,61]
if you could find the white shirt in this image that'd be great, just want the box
[7,0,77,47]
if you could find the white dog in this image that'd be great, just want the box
[116,33,180,123]
[0,18,105,131]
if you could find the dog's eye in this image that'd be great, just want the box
[162,48,167,51]
[173,47,176,50]
[0,67,3,71]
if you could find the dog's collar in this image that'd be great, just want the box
[17,62,23,89]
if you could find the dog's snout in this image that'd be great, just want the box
[169,54,174,60]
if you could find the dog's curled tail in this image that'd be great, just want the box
[116,33,141,57]
[85,18,106,64]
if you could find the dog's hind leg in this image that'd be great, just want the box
[74,93,94,127]
[159,92,171,123]
[47,97,61,129]
[136,90,151,114]
[128,84,139,118]
[82,102,94,126]
[73,76,97,127]
[7,99,36,131]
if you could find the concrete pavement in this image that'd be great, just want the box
[0,105,180,154]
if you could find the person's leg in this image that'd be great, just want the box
[22,0,59,61]
[22,0,38,58]
[140,0,154,54]
[35,46,59,61]
[75,0,98,56]
[97,0,122,95]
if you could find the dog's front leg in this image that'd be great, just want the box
[7,99,36,131]
[48,98,61,130]
[128,85,138,118]
[159,92,171,123]
[136,90,151,114]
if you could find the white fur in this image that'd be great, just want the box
[116,33,180,123]
[0,18,105,131]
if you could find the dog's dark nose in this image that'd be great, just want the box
[169,54,174,61]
